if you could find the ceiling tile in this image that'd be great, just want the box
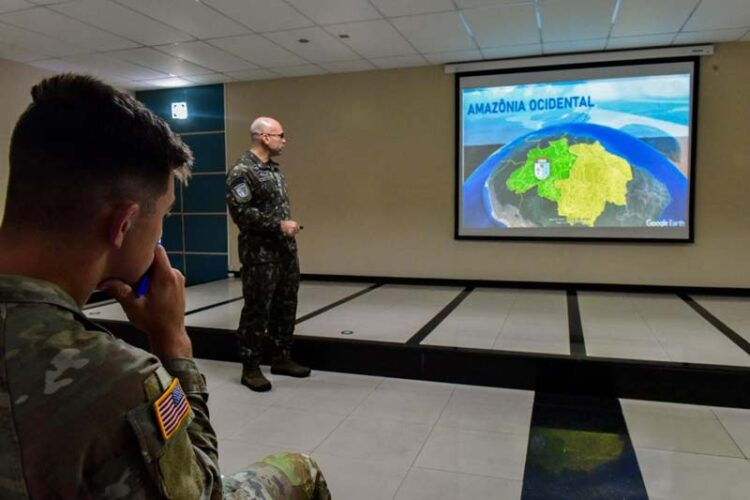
[284,0,381,25]
[481,43,542,60]
[51,0,194,46]
[369,0,455,17]
[319,59,375,73]
[27,58,88,73]
[391,11,476,53]
[370,54,429,69]
[201,0,313,32]
[111,47,212,76]
[0,20,86,57]
[462,2,539,47]
[674,28,749,44]
[269,64,327,77]
[606,34,676,50]
[742,30,750,42]
[543,38,606,54]
[540,0,617,42]
[61,53,169,80]
[423,49,482,64]
[0,1,33,14]
[324,19,416,58]
[455,0,530,8]
[684,0,750,31]
[612,0,699,37]
[0,7,138,50]
[208,35,307,67]
[225,68,280,80]
[265,27,360,63]
[115,0,250,39]
[158,41,256,72]
[28,0,68,4]
[0,39,44,61]
[185,73,237,85]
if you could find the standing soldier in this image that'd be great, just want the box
[226,117,310,392]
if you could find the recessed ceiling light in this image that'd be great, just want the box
[298,38,310,43]
[338,34,350,39]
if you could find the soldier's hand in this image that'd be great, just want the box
[280,220,300,237]
[100,246,193,360]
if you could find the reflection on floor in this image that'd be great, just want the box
[197,358,750,500]
[85,278,750,367]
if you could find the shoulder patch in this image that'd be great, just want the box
[231,180,252,202]
[153,378,192,441]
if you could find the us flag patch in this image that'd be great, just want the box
[154,378,191,441]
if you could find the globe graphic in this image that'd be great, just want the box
[462,123,688,229]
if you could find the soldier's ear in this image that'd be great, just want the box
[108,203,140,249]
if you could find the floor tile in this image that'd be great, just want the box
[315,415,432,469]
[623,406,743,457]
[311,452,410,500]
[273,380,374,416]
[636,448,750,500]
[229,407,344,450]
[415,426,528,480]
[395,467,522,500]
[350,388,451,425]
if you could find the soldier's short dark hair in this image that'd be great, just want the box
[4,73,193,232]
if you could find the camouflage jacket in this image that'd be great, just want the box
[226,151,297,264]
[0,275,222,499]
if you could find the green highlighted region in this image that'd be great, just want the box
[506,138,577,202]
[506,138,633,227]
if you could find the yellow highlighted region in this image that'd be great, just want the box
[555,142,632,226]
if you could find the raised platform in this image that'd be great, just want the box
[89,277,750,409]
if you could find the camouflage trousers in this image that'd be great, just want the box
[223,452,331,499]
[238,255,300,365]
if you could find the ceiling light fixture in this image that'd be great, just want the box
[298,38,310,43]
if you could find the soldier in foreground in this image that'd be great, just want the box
[226,117,309,392]
[0,74,330,499]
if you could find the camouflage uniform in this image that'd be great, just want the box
[0,275,330,499]
[226,151,300,365]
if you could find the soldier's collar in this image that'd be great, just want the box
[246,151,279,170]
[0,274,81,313]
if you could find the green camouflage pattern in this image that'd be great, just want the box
[226,150,301,365]
[0,275,329,499]
[226,151,297,264]
[0,274,222,499]
[223,452,330,499]
[238,257,300,364]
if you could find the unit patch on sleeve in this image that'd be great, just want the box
[153,378,192,441]
[231,180,252,202]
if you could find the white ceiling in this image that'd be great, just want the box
[0,0,747,90]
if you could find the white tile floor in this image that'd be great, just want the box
[196,358,750,500]
[85,279,750,367]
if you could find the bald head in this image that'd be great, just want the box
[249,116,286,159]
[250,117,281,143]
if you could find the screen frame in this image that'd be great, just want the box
[453,56,700,243]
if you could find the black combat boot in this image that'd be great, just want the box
[270,356,311,378]
[241,362,272,392]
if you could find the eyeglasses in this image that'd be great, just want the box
[257,132,285,139]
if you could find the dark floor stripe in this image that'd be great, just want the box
[521,393,648,500]
[184,296,244,316]
[567,290,586,357]
[295,283,382,324]
[406,287,474,346]
[681,294,750,356]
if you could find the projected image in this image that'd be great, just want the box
[459,64,694,240]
